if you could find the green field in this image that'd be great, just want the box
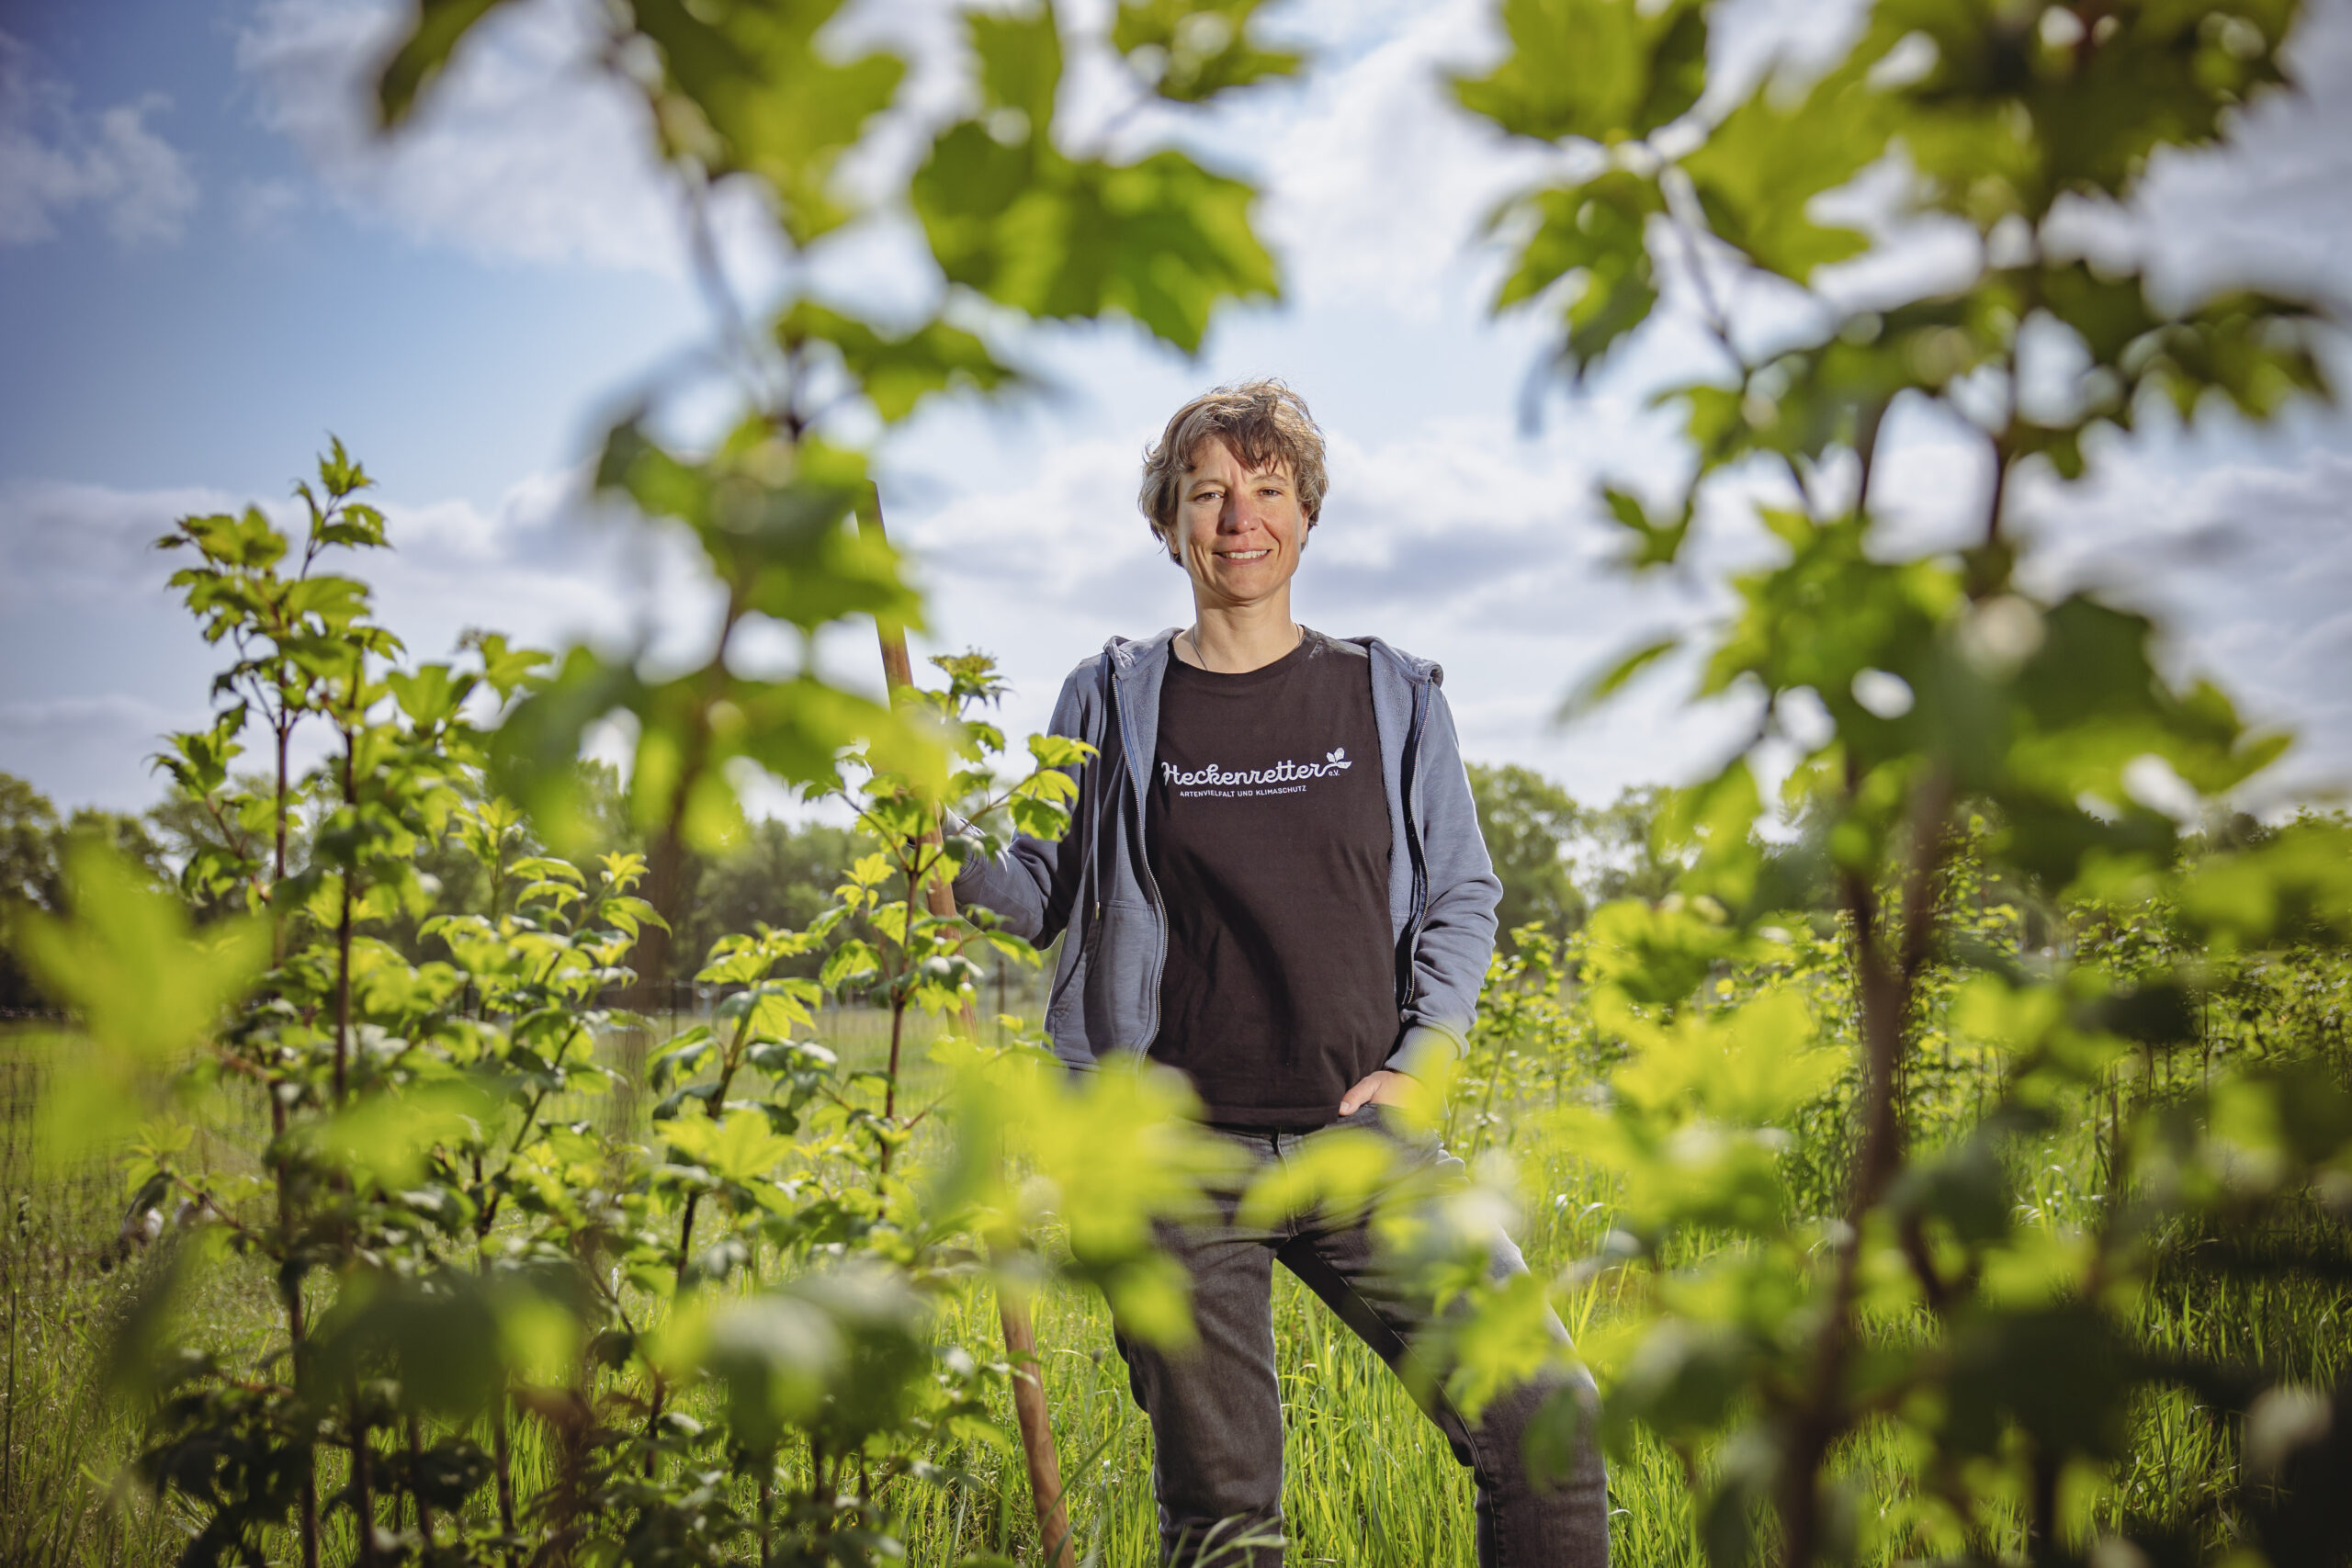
[8,951,2343,1568]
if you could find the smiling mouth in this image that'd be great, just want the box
[1218,548,1271,561]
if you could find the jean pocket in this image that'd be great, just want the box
[1368,1103,1447,1157]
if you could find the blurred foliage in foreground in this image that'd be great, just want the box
[7,449,1242,1568]
[7,0,1320,1562]
[6,0,2352,1565]
[1444,0,2352,1560]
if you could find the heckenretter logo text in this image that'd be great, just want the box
[1161,748,1353,789]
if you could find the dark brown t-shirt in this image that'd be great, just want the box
[1146,631,1395,1126]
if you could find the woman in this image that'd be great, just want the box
[953,380,1608,1567]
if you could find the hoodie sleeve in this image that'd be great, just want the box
[948,660,1099,948]
[1385,679,1502,1077]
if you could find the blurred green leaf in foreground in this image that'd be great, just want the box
[1455,0,2352,1561]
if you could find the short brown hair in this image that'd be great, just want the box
[1137,379,1328,558]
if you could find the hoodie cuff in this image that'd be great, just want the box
[1384,1023,1462,1078]
[939,811,986,869]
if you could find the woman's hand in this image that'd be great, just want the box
[1337,1069,1414,1117]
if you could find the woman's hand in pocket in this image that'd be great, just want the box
[1337,1069,1414,1117]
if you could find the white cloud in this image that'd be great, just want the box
[892,397,1783,801]
[0,33,198,246]
[4,400,2346,818]
[236,0,693,273]
[2017,432,2352,803]
[231,175,305,236]
[2058,0,2352,307]
[1189,0,1883,320]
[869,296,2352,811]
[0,479,234,604]
[1240,0,1545,317]
[0,694,198,813]
[0,465,741,811]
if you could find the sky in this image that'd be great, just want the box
[3,0,2348,827]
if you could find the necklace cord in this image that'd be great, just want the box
[1182,622,1301,675]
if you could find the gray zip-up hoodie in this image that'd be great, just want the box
[951,627,1501,1081]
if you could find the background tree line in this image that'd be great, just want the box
[0,760,1683,1014]
[0,765,843,1010]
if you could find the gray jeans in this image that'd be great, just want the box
[1113,1106,1610,1567]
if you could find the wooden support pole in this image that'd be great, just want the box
[855,484,1077,1568]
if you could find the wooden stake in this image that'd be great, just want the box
[855,484,1077,1568]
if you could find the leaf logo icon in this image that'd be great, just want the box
[1326,747,1350,768]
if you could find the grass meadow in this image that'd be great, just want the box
[4,986,2344,1567]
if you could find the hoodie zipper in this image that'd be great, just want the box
[1113,652,1170,1049]
[1394,671,1432,1010]
[1046,675,1113,1020]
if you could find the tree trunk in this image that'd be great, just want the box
[857,485,1075,1568]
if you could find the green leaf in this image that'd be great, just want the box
[489,648,650,857]
[777,300,1023,423]
[700,1269,929,1453]
[743,978,815,1039]
[1655,761,1767,916]
[1236,1126,1393,1227]
[1670,293,1996,480]
[937,1044,1241,1348]
[1577,891,1767,1011]
[1439,1269,1569,1423]
[1681,57,1885,282]
[2176,818,2352,953]
[308,1077,500,1189]
[1007,795,1071,840]
[1699,513,1959,711]
[911,95,1279,355]
[389,662,472,729]
[317,434,370,498]
[313,1274,503,1421]
[1025,733,1095,776]
[1112,0,1303,104]
[627,0,908,244]
[1884,0,2299,221]
[16,842,266,1063]
[2000,595,2279,818]
[2133,287,2333,425]
[464,630,552,700]
[375,0,515,127]
[1562,634,1681,720]
[699,1293,843,1451]
[664,1107,794,1186]
[970,1,1064,130]
[1489,169,1663,381]
[821,938,879,991]
[15,843,267,1162]
[737,675,948,800]
[651,1029,718,1089]
[1597,483,1690,570]
[1452,0,1707,144]
[598,420,925,635]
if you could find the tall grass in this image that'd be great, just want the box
[5,980,2346,1565]
[4,1029,186,1568]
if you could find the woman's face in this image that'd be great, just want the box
[1171,436,1307,612]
